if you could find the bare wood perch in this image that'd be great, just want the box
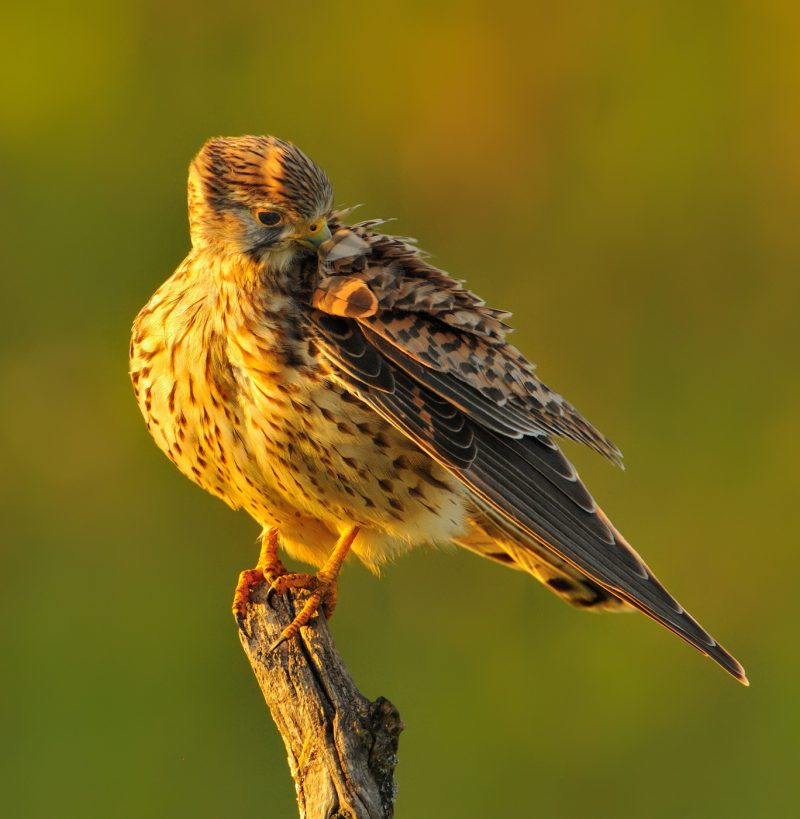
[236,584,403,819]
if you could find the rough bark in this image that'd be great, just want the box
[236,584,403,819]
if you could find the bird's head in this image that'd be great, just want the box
[187,135,334,262]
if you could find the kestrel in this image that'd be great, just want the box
[130,135,747,684]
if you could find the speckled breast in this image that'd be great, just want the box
[130,262,467,567]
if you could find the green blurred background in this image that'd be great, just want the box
[2,1,798,816]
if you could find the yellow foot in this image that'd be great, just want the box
[265,572,337,615]
[267,526,360,653]
[266,572,338,653]
[232,529,285,629]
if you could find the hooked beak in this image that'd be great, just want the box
[294,218,332,251]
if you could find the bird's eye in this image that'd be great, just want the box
[256,211,282,227]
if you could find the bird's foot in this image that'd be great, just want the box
[265,572,339,652]
[232,529,285,630]
[266,526,360,653]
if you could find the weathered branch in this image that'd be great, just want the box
[236,584,403,819]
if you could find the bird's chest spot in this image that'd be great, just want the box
[132,326,247,501]
[238,365,361,477]
[239,367,450,526]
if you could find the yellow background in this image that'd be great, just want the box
[1,2,797,816]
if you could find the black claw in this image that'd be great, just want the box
[266,584,278,608]
[235,611,252,639]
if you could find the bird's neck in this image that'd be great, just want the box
[169,249,311,365]
[187,243,311,294]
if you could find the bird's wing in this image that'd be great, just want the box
[302,223,747,685]
[311,221,625,466]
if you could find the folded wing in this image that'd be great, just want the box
[302,224,747,684]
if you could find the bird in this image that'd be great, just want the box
[130,134,747,684]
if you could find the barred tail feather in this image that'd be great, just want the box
[456,518,631,612]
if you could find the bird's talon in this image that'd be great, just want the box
[268,633,289,654]
[235,528,358,651]
[267,572,321,602]
[237,615,252,639]
[232,567,266,626]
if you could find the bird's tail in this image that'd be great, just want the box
[455,517,631,612]
[459,503,748,686]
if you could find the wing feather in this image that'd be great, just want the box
[316,222,624,465]
[302,223,747,684]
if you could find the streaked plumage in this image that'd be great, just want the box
[130,135,747,684]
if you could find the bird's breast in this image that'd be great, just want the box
[131,260,468,569]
